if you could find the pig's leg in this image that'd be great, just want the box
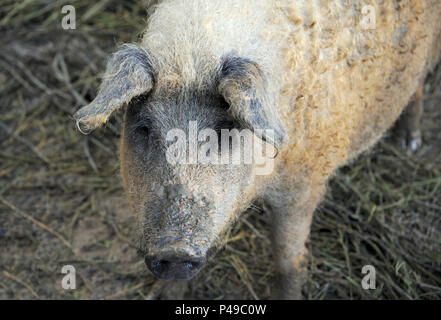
[397,82,424,155]
[265,183,325,299]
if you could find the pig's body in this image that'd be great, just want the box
[74,0,441,299]
[142,0,441,170]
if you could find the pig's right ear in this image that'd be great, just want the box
[74,44,154,134]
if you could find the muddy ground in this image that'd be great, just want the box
[0,1,440,300]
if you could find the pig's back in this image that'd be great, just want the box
[141,1,441,176]
[275,0,441,176]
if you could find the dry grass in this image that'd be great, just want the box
[0,0,440,300]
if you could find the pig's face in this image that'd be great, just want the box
[73,45,287,280]
[121,92,259,279]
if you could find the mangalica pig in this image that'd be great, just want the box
[74,0,441,299]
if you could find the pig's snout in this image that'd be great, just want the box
[144,246,206,280]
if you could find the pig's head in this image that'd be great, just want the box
[74,44,286,280]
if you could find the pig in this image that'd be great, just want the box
[73,0,441,299]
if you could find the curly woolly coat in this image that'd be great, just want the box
[74,0,441,299]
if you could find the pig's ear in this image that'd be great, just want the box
[217,56,287,149]
[74,44,154,134]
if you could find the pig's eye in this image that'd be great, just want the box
[131,117,153,140]
[135,124,150,137]
[127,93,152,137]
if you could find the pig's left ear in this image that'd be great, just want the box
[217,56,288,149]
[74,44,154,134]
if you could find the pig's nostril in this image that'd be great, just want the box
[154,260,164,269]
[186,261,200,270]
[144,252,206,280]
[156,260,167,268]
